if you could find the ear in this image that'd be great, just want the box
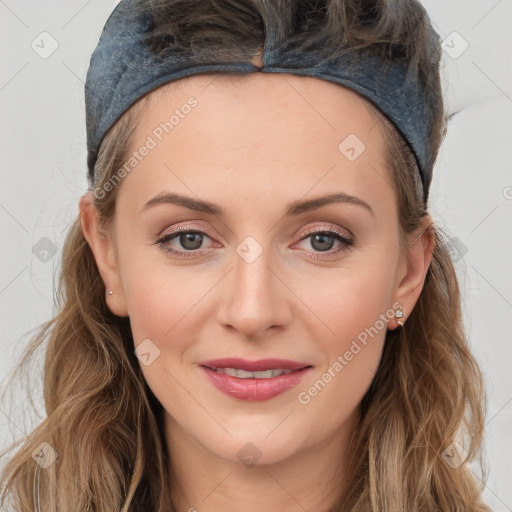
[78,192,129,317]
[392,216,435,329]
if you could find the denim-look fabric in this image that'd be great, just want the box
[85,0,440,204]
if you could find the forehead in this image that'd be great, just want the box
[143,72,381,138]
[119,72,393,218]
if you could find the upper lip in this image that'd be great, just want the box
[199,358,312,371]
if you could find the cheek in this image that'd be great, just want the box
[291,253,397,428]
[297,257,397,349]
[296,335,384,442]
[124,266,203,347]
[116,235,202,348]
[294,299,391,440]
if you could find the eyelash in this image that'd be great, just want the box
[154,225,355,260]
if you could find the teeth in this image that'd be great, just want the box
[214,368,295,379]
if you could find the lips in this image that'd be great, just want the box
[199,358,313,401]
[212,368,295,378]
[199,358,310,372]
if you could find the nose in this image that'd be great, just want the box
[216,242,293,339]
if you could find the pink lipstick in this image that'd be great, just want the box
[199,358,312,401]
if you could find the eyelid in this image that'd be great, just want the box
[154,221,356,260]
[159,221,353,244]
[158,223,218,241]
[298,223,353,241]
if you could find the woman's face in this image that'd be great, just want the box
[85,73,429,468]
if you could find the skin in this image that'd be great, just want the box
[80,72,434,511]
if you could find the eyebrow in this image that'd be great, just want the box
[141,191,375,217]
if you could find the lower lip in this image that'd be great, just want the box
[200,366,312,401]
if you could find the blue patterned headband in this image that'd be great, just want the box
[85,0,441,204]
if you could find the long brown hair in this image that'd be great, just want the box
[0,1,492,510]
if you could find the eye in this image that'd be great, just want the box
[153,225,355,260]
[293,227,355,260]
[154,227,216,259]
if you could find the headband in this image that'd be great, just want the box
[85,0,441,204]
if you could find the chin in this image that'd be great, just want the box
[203,428,308,468]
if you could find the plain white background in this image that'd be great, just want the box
[1,1,511,510]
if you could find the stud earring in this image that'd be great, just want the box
[395,308,405,327]
[107,290,113,295]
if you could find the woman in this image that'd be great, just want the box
[0,0,492,510]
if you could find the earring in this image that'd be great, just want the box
[395,308,405,327]
[107,290,113,295]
